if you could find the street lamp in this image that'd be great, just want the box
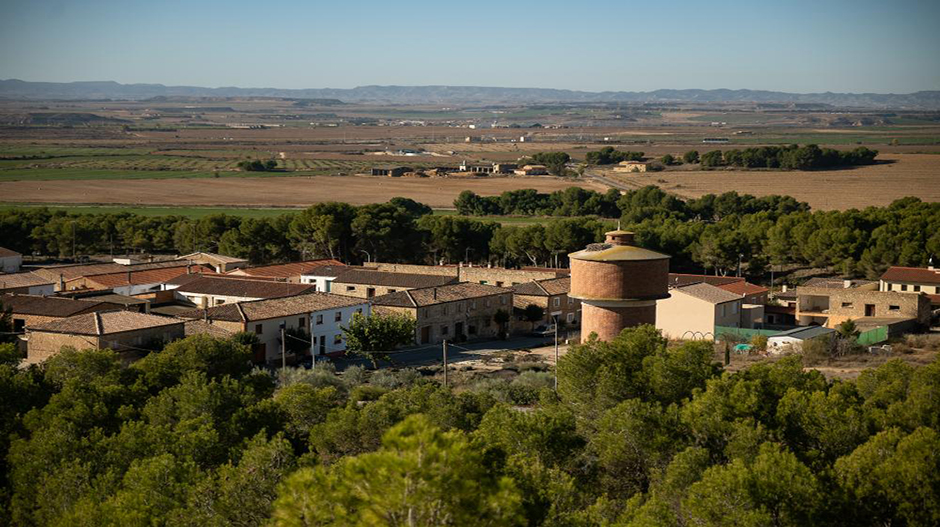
[360,250,371,264]
[737,253,744,277]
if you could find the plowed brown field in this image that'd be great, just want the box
[0,175,606,209]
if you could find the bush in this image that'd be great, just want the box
[905,334,940,351]
[369,368,422,390]
[343,364,368,386]
[750,334,769,352]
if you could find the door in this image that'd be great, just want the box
[367,287,376,298]
[455,321,464,340]
[865,304,875,317]
[319,335,326,355]
[252,343,266,363]
[420,326,430,344]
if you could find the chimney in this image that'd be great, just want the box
[433,288,437,300]
[127,270,132,284]
[843,280,852,289]
[203,306,208,322]
[187,263,192,275]
[58,273,65,291]
[605,230,635,246]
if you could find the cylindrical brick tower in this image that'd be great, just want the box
[569,229,670,342]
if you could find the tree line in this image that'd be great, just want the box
[1,186,936,277]
[1,326,938,525]
[699,144,878,170]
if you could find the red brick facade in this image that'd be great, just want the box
[580,303,656,341]
[569,259,669,301]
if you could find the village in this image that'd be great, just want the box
[2,225,937,374]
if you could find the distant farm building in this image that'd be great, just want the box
[459,161,495,174]
[702,137,730,144]
[613,160,648,173]
[513,164,548,176]
[371,166,411,177]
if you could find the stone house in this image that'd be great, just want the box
[796,285,931,329]
[1,293,124,333]
[165,275,316,308]
[0,247,23,273]
[879,266,940,307]
[0,272,55,295]
[372,283,513,345]
[177,252,249,273]
[176,292,370,363]
[26,311,185,364]
[332,269,457,300]
[511,277,580,329]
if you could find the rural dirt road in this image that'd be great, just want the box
[0,175,607,209]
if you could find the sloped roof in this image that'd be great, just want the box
[175,292,367,322]
[770,326,836,341]
[373,282,511,308]
[880,266,940,285]
[0,272,54,290]
[513,277,570,297]
[569,243,669,262]
[177,252,248,264]
[672,282,741,304]
[0,247,22,258]
[1,293,119,318]
[333,269,457,289]
[228,259,345,279]
[32,260,189,282]
[171,275,316,299]
[717,281,769,298]
[30,310,182,336]
[82,265,215,288]
[183,319,237,338]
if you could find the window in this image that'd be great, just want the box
[496,281,504,287]
[720,305,726,317]
[367,287,376,298]
[886,283,893,291]
[255,324,263,335]
[567,297,573,305]
[500,296,507,305]
[298,317,306,327]
[216,299,225,305]
[388,289,396,294]
[316,314,323,325]
[567,313,574,323]
[485,299,491,308]
[468,325,477,335]
[346,286,355,292]
[553,297,561,307]
[334,311,342,322]
[732,303,739,314]
[913,285,921,292]
[479,280,487,285]
[889,305,900,311]
[841,302,854,308]
[333,334,342,345]
[13,319,25,332]
[441,325,449,336]
[471,300,477,310]
[901,284,908,291]
[443,305,449,315]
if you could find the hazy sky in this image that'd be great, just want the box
[1,0,938,93]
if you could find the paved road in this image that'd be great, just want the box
[331,335,561,371]
[585,170,634,192]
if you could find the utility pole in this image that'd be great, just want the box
[553,315,559,392]
[280,324,287,374]
[442,339,448,388]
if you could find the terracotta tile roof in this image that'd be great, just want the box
[82,265,215,288]
[881,266,940,285]
[229,259,346,279]
[183,319,237,338]
[668,273,743,287]
[333,269,457,289]
[30,310,182,336]
[717,281,769,298]
[32,260,190,282]
[0,272,54,290]
[512,277,570,297]
[177,252,248,264]
[1,293,120,318]
[171,275,316,299]
[373,283,511,308]
[672,282,741,304]
[0,247,21,258]
[175,292,367,322]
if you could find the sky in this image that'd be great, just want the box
[1,0,939,94]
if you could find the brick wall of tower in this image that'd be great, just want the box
[580,303,656,342]
[570,259,669,300]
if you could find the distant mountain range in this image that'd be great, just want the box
[2,79,939,109]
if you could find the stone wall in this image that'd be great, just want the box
[796,286,931,328]
[27,323,185,364]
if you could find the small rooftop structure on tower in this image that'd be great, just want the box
[568,229,670,342]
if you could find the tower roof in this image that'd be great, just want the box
[569,243,669,262]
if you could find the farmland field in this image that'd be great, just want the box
[0,174,606,209]
[604,153,940,210]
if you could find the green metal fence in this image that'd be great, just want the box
[857,326,889,346]
[714,326,783,341]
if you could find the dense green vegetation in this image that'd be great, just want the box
[1,186,937,277]
[237,159,279,172]
[2,326,938,525]
[699,144,878,169]
[585,146,645,165]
